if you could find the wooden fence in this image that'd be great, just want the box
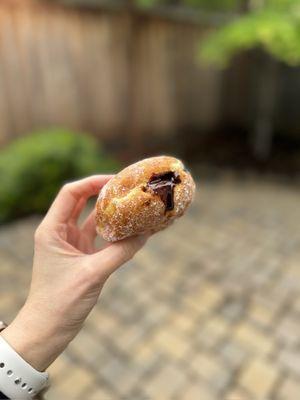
[0,0,222,150]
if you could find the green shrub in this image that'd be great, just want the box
[0,129,120,223]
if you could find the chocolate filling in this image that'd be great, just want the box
[147,171,181,212]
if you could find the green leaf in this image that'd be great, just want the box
[200,2,300,67]
[0,129,121,223]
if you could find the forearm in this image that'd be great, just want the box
[1,305,73,372]
[0,175,146,399]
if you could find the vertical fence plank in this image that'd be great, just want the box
[0,0,223,149]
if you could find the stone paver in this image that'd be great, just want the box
[1,178,300,399]
[277,376,300,400]
[144,363,188,398]
[179,383,215,400]
[239,358,279,398]
[233,322,273,355]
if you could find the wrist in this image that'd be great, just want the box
[1,304,73,372]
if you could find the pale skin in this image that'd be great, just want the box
[1,175,148,372]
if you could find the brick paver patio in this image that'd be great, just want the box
[1,177,300,399]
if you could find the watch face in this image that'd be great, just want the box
[0,321,7,332]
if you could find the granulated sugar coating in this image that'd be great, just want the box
[95,156,196,242]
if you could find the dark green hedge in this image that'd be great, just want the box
[0,129,120,223]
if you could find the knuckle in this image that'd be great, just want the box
[34,226,46,244]
[79,261,99,284]
[79,265,105,289]
[84,265,97,284]
[61,182,72,193]
[120,242,135,261]
[120,236,145,261]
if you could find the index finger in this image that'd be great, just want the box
[44,175,113,225]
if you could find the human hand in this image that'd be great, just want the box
[1,175,148,371]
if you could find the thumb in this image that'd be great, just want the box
[90,234,149,280]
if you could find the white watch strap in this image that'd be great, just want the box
[0,336,49,399]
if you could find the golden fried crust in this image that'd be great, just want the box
[95,156,196,241]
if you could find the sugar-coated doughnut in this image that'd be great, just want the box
[95,155,196,242]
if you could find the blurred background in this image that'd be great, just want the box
[1,0,300,399]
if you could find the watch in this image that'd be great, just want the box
[0,324,49,400]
